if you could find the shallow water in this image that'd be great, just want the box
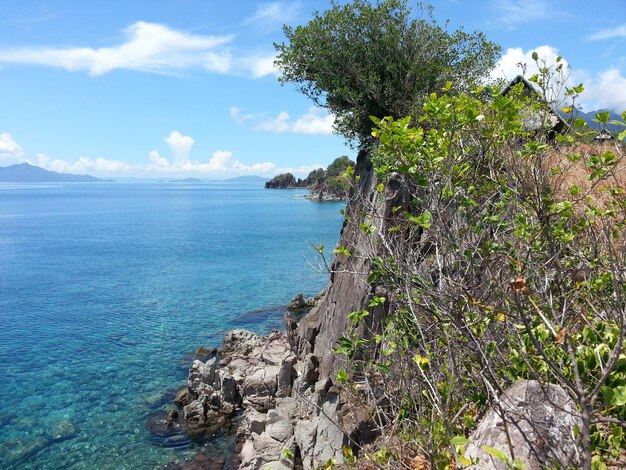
[0,182,344,469]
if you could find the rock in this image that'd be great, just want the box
[294,418,318,469]
[188,358,218,395]
[183,395,207,423]
[277,354,296,398]
[287,293,307,310]
[221,329,260,356]
[49,419,76,442]
[266,408,293,442]
[338,403,378,445]
[239,432,285,470]
[219,371,240,405]
[166,409,179,425]
[243,409,267,435]
[298,354,319,392]
[466,380,581,469]
[174,388,192,407]
[242,365,280,411]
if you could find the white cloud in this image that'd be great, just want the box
[580,68,626,112]
[246,2,301,28]
[0,21,233,76]
[165,131,194,163]
[254,108,335,135]
[493,45,626,112]
[0,132,24,161]
[35,153,135,175]
[588,24,626,41]
[492,0,553,27]
[229,106,255,125]
[244,54,278,78]
[492,45,568,83]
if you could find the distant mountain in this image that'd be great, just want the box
[164,177,204,183]
[0,162,109,182]
[222,175,268,182]
[563,109,624,137]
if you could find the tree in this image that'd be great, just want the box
[274,0,500,147]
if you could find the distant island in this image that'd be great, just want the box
[222,175,268,183]
[0,162,111,182]
[265,156,355,201]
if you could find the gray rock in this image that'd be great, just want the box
[188,358,218,395]
[174,388,192,407]
[219,371,239,405]
[294,418,318,469]
[242,365,280,411]
[221,329,260,356]
[466,380,581,469]
[287,293,307,310]
[266,408,293,442]
[239,432,285,470]
[244,409,267,435]
[277,354,296,398]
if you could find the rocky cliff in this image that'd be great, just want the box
[170,150,587,469]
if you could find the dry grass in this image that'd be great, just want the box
[545,141,626,210]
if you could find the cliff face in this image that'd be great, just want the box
[175,147,589,469]
[290,150,387,377]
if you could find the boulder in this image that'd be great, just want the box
[466,380,581,469]
[221,330,260,356]
[242,365,280,411]
[287,293,307,310]
[188,358,218,395]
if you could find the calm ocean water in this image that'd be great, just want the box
[0,182,344,469]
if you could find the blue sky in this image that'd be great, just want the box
[0,0,625,178]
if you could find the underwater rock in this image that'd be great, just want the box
[49,419,76,442]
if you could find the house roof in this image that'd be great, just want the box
[501,75,569,136]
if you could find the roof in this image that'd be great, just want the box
[501,75,569,136]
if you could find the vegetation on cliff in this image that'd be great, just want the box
[330,65,626,468]
[272,1,625,468]
[265,156,355,200]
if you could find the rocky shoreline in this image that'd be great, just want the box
[159,292,376,470]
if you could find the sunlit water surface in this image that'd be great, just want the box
[0,182,344,469]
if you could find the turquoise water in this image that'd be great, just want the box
[0,182,344,469]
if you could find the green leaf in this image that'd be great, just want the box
[594,111,610,123]
[336,368,348,383]
[619,129,626,141]
[612,385,626,406]
[531,51,539,61]
[481,446,510,463]
[333,246,351,257]
[573,118,587,128]
[406,210,432,228]
[451,436,470,446]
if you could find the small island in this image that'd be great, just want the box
[264,155,355,201]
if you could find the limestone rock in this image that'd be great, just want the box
[466,380,581,469]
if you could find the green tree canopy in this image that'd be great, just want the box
[275,0,500,147]
[325,155,355,177]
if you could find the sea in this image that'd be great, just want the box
[0,182,345,469]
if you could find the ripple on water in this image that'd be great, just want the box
[0,183,344,468]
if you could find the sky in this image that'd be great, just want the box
[0,0,625,179]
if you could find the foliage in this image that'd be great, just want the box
[274,0,500,147]
[326,155,355,178]
[333,66,626,469]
